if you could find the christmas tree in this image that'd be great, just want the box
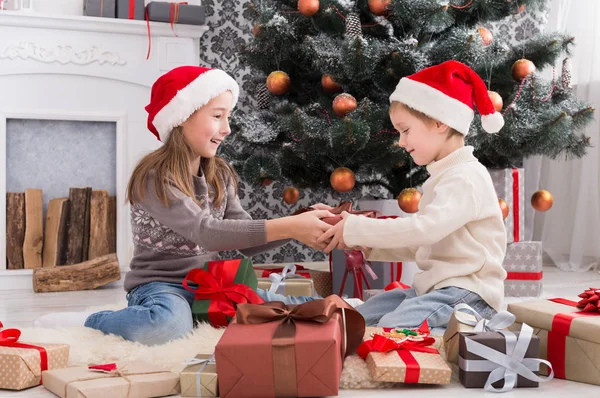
[222,0,594,201]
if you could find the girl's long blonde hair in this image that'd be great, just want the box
[126,126,237,208]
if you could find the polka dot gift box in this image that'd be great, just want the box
[0,323,69,390]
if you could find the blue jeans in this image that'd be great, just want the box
[357,286,496,328]
[84,282,317,345]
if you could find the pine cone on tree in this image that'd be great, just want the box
[345,13,361,37]
[561,57,572,89]
[256,83,272,109]
[577,287,600,312]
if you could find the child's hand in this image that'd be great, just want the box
[309,203,334,211]
[290,210,335,250]
[318,211,349,253]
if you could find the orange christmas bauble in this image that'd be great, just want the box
[531,189,553,212]
[321,74,342,94]
[517,4,525,13]
[283,187,300,204]
[512,59,536,81]
[332,93,357,117]
[498,198,509,219]
[298,0,319,16]
[488,91,503,112]
[330,167,356,192]
[368,0,391,16]
[261,178,273,187]
[266,71,291,95]
[397,188,422,214]
[478,27,493,45]
[252,24,262,37]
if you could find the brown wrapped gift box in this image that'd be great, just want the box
[508,299,600,385]
[361,327,451,384]
[459,331,540,388]
[0,342,69,390]
[180,354,217,397]
[42,361,180,398]
[215,296,365,398]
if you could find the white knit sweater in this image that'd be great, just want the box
[344,146,507,311]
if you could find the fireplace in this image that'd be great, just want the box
[0,11,207,289]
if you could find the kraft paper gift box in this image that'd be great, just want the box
[0,328,69,391]
[458,328,543,389]
[358,326,451,384]
[508,296,600,386]
[42,361,180,398]
[215,296,365,398]
[488,168,525,244]
[257,277,316,297]
[146,2,206,25]
[254,264,332,297]
[180,354,218,397]
[503,241,543,297]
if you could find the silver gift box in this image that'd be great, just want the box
[503,241,543,297]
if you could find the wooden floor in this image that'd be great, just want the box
[1,264,599,397]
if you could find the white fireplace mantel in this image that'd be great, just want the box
[0,11,208,289]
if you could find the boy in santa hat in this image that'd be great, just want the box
[319,60,507,328]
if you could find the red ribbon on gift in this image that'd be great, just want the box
[512,168,520,242]
[357,332,438,383]
[255,265,312,279]
[0,326,48,383]
[506,271,543,281]
[546,297,600,379]
[128,0,136,19]
[182,260,264,327]
[385,281,410,290]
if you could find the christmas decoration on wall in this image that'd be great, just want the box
[397,188,421,214]
[498,198,509,219]
[298,0,319,16]
[283,187,300,204]
[531,189,553,212]
[332,93,357,117]
[322,74,342,94]
[512,59,536,80]
[266,71,291,95]
[330,167,356,192]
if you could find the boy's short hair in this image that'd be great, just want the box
[390,101,463,138]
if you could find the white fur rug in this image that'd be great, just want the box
[20,303,455,390]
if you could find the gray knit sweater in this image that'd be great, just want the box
[123,171,285,292]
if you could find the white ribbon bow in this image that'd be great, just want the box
[454,303,516,332]
[182,355,216,397]
[462,323,554,392]
[268,263,304,294]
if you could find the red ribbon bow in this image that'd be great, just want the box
[357,332,438,383]
[577,287,600,312]
[0,325,48,383]
[183,267,264,327]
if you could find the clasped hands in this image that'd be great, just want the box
[295,203,367,253]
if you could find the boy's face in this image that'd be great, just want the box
[389,104,449,166]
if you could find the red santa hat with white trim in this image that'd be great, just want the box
[389,60,504,135]
[145,65,240,142]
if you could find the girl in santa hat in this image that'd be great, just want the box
[34,66,335,344]
[319,60,507,328]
